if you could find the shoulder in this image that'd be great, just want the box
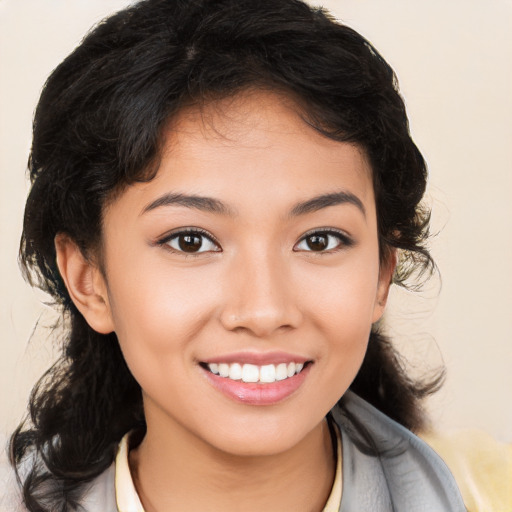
[0,437,25,512]
[0,434,117,512]
[421,428,512,512]
[79,463,117,512]
[331,391,467,512]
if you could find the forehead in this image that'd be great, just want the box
[167,90,370,165]
[108,90,376,221]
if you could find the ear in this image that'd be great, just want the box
[55,233,115,334]
[372,249,397,323]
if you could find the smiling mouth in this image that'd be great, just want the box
[200,361,310,384]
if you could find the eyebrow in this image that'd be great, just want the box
[142,193,236,216]
[287,191,366,218]
[142,190,366,218]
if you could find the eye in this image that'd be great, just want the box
[160,229,221,255]
[294,229,353,253]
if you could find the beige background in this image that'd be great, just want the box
[1,0,511,442]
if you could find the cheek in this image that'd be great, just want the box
[105,257,219,371]
[299,250,380,378]
[298,251,381,330]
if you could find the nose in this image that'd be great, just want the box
[219,248,303,338]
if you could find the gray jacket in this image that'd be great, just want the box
[2,391,466,511]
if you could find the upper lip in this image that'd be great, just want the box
[201,351,311,366]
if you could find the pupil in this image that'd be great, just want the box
[179,234,202,252]
[307,234,327,251]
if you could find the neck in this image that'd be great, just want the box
[130,416,337,512]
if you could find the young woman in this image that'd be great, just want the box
[5,0,466,510]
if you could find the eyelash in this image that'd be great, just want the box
[294,228,354,254]
[156,227,354,257]
[156,228,221,258]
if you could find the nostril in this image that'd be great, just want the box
[219,308,303,338]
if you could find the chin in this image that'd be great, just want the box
[197,414,324,458]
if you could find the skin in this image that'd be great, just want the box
[56,90,394,511]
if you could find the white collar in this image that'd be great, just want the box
[114,427,342,512]
[115,434,145,512]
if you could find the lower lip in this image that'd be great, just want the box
[202,365,311,405]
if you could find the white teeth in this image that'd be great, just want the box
[275,363,288,381]
[218,363,229,377]
[259,364,276,383]
[228,363,242,380]
[206,361,307,383]
[242,364,259,383]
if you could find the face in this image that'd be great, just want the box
[96,91,392,456]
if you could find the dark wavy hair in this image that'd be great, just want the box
[11,0,442,509]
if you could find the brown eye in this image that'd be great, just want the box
[178,234,203,252]
[295,230,353,253]
[306,234,329,251]
[164,230,220,254]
